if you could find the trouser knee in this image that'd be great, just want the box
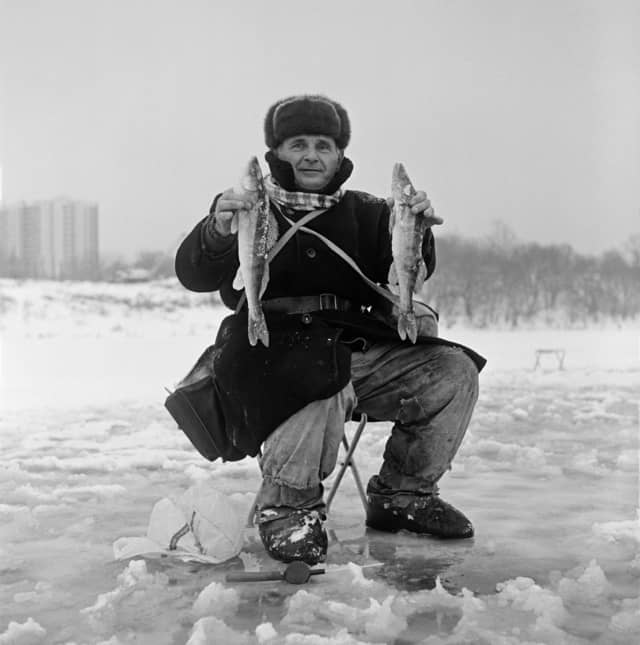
[397,347,479,426]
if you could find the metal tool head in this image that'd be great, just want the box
[283,560,325,584]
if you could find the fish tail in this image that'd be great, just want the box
[397,311,418,344]
[248,307,270,347]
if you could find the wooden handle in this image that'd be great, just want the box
[225,570,283,583]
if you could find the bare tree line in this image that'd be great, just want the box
[425,227,640,327]
[112,224,640,328]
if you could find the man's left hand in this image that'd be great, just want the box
[386,190,444,227]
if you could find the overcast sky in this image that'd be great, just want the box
[1,0,638,259]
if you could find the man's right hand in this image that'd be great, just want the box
[209,188,254,237]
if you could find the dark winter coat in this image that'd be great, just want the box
[175,191,485,458]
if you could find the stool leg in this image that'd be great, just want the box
[246,496,258,528]
[246,448,263,527]
[341,434,368,513]
[326,414,368,515]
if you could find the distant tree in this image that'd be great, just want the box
[624,234,640,268]
[599,249,638,319]
[133,250,175,278]
[426,231,640,327]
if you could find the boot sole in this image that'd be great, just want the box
[366,508,474,539]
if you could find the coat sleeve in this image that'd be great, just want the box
[422,229,436,278]
[174,197,240,293]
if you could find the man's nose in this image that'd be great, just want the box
[303,149,319,162]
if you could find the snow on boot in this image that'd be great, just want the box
[258,509,328,565]
[366,486,474,539]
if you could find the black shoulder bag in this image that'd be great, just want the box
[164,207,327,462]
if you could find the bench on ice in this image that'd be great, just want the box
[533,348,566,370]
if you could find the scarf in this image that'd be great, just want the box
[265,174,344,212]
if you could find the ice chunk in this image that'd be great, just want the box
[345,562,375,588]
[13,581,54,604]
[511,408,529,420]
[468,439,554,473]
[557,560,611,604]
[610,596,640,633]
[81,560,180,635]
[186,617,250,645]
[592,516,640,543]
[239,551,261,572]
[496,576,568,626]
[283,629,370,644]
[616,449,638,471]
[565,449,608,476]
[255,622,278,643]
[192,581,240,619]
[362,597,407,641]
[283,590,407,643]
[0,617,46,644]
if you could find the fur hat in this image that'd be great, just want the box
[264,95,351,150]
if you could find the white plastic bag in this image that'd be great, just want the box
[113,483,245,564]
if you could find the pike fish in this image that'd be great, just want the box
[232,156,278,347]
[388,162,429,343]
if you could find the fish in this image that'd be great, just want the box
[388,162,430,343]
[231,156,278,347]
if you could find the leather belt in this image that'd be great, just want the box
[262,294,356,315]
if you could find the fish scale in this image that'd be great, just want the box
[232,156,278,347]
[388,162,429,343]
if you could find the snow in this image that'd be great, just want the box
[1,279,639,643]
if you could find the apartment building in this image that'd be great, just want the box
[0,198,99,279]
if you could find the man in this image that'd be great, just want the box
[175,95,485,566]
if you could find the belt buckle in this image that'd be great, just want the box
[319,293,338,310]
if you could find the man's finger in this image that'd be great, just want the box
[411,202,432,215]
[217,199,251,212]
[410,192,429,205]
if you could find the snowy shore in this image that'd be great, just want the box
[1,279,638,644]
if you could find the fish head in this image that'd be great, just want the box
[391,162,416,205]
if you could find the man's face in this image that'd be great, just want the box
[276,135,342,191]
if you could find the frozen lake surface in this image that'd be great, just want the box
[0,280,638,644]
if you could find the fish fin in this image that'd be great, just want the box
[397,312,418,344]
[248,307,270,347]
[388,208,396,236]
[258,263,270,299]
[387,261,398,287]
[413,260,428,293]
[230,213,239,235]
[232,268,244,291]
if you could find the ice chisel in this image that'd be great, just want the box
[225,561,325,584]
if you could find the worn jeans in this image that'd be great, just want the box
[256,341,479,513]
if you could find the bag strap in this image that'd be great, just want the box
[283,215,438,320]
[279,212,400,309]
[234,207,328,313]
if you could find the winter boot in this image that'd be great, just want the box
[366,478,474,539]
[258,508,328,565]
